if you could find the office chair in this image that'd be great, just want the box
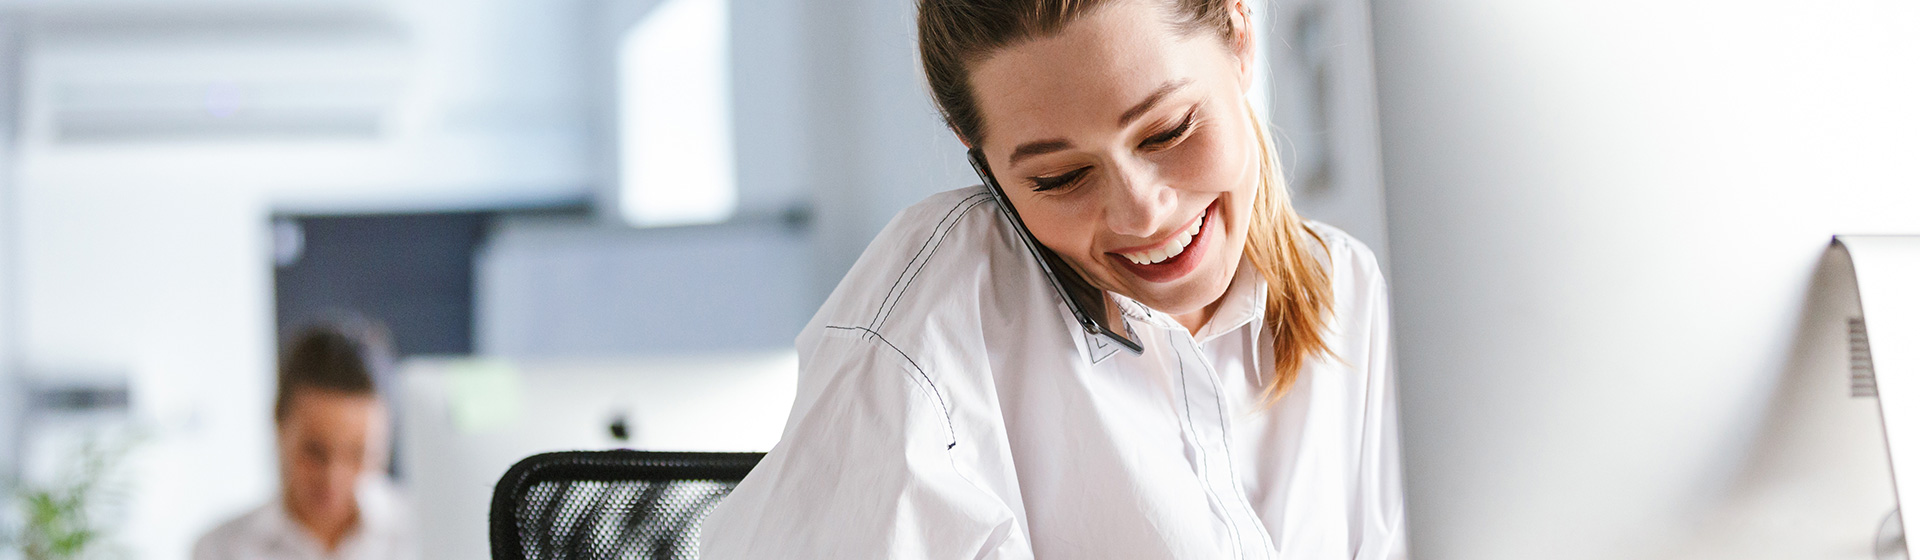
[490,450,764,560]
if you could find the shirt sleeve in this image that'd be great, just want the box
[698,326,1032,560]
[1354,260,1409,560]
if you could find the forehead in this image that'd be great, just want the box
[284,389,381,429]
[968,1,1219,150]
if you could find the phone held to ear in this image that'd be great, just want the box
[968,148,1146,355]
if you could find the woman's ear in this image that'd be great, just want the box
[1228,0,1257,91]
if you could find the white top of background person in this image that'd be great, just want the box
[701,0,1405,558]
[194,323,419,560]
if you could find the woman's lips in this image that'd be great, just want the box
[1108,201,1216,284]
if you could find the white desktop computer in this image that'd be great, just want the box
[394,350,797,560]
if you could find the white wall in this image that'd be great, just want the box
[799,0,981,301]
[0,16,18,483]
[1371,2,1920,558]
[1263,0,1391,258]
[12,181,276,560]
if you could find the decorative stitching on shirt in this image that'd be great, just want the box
[822,325,959,449]
[867,191,993,331]
[1190,335,1274,560]
[875,193,996,332]
[1086,330,1120,364]
[1172,331,1247,560]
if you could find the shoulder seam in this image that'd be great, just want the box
[865,191,994,331]
[821,324,959,450]
[871,192,997,333]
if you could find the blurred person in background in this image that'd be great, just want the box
[193,321,418,560]
[701,0,1403,557]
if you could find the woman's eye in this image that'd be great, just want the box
[1030,167,1090,192]
[1140,110,1196,149]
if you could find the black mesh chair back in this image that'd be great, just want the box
[490,450,764,560]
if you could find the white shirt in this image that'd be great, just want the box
[701,187,1406,559]
[193,477,419,560]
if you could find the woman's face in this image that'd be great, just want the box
[970,0,1260,328]
[278,389,387,536]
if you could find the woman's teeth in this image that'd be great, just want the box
[1120,215,1204,265]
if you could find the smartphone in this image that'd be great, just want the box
[968,148,1145,355]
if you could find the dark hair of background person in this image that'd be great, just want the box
[274,320,396,425]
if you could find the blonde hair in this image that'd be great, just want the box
[918,0,1333,399]
[1241,97,1333,398]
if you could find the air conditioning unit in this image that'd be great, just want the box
[21,8,412,145]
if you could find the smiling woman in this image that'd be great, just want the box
[698,0,1405,558]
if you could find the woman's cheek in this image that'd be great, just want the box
[1021,196,1102,266]
[1163,129,1235,194]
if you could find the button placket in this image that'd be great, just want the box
[1169,330,1277,560]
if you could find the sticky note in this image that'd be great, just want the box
[444,359,523,434]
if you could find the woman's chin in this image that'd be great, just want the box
[1117,267,1233,318]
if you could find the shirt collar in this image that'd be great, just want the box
[254,496,330,556]
[1109,257,1266,344]
[254,476,399,557]
[1194,257,1267,343]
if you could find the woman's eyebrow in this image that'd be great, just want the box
[1009,139,1072,167]
[1004,78,1192,168]
[1117,78,1192,126]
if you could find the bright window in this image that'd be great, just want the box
[617,0,736,227]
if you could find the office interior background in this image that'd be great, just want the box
[0,0,1914,559]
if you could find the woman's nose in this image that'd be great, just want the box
[1103,161,1177,239]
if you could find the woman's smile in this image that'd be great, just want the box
[1108,199,1218,284]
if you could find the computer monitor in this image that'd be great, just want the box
[395,350,797,560]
